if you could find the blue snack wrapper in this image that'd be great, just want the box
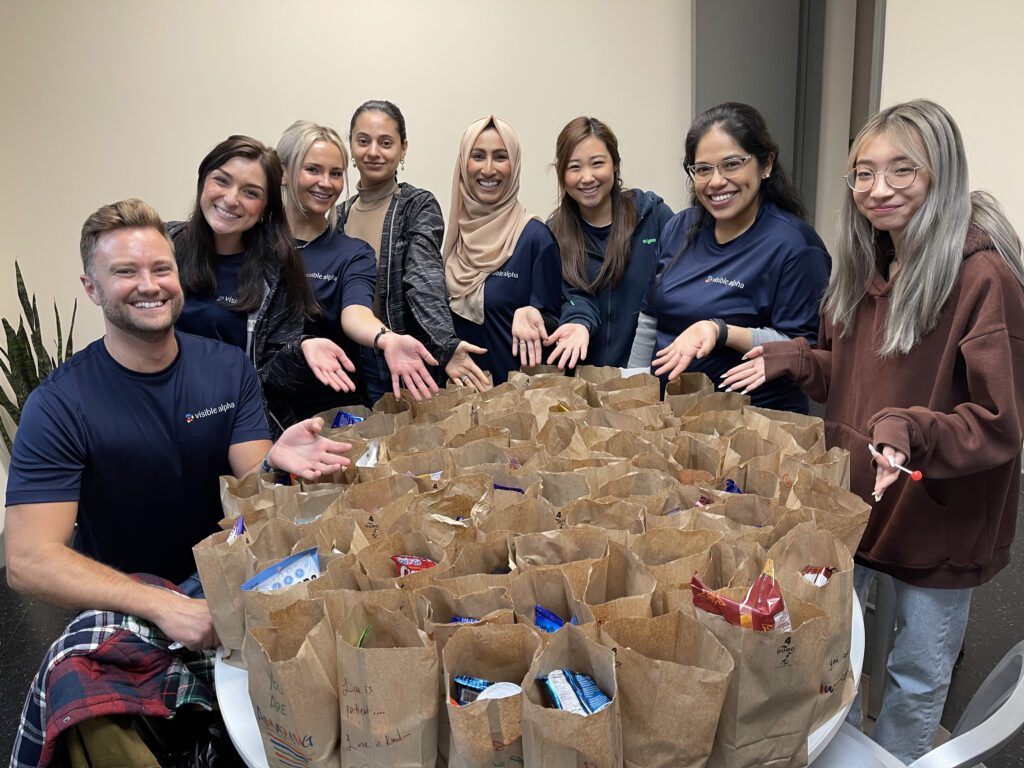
[724,478,743,494]
[331,410,365,428]
[241,547,320,593]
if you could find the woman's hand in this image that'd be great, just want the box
[545,323,589,370]
[445,340,491,392]
[871,444,908,502]
[720,346,766,393]
[268,417,352,480]
[511,306,549,368]
[378,333,440,401]
[651,320,719,380]
[300,338,356,392]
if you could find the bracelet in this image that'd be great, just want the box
[373,326,390,351]
[711,318,729,351]
[259,454,275,474]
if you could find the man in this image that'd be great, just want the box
[4,198,350,651]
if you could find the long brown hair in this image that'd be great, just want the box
[549,117,637,292]
[174,135,316,320]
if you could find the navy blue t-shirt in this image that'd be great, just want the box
[451,219,562,384]
[642,203,830,412]
[176,253,248,350]
[6,332,269,583]
[292,228,377,415]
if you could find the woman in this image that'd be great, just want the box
[722,99,1024,762]
[276,119,442,412]
[627,102,830,413]
[173,135,329,433]
[338,100,489,398]
[444,116,562,384]
[546,116,674,369]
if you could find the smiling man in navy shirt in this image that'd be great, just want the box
[4,198,350,650]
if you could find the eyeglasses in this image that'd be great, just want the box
[845,164,920,192]
[686,155,753,181]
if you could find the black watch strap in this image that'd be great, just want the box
[711,318,729,351]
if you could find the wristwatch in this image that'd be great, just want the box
[711,318,729,350]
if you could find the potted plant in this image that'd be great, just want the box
[0,261,76,457]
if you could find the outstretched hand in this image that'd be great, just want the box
[545,322,589,370]
[720,345,767,393]
[268,417,352,480]
[445,340,491,392]
[300,337,356,392]
[379,333,440,402]
[652,320,718,380]
[512,306,549,368]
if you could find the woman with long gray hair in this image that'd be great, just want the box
[722,99,1024,762]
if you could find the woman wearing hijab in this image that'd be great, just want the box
[443,116,562,384]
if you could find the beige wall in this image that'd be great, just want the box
[0,0,692,352]
[880,0,1024,233]
[0,0,691,547]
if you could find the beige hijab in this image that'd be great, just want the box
[443,116,534,324]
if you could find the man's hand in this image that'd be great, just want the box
[545,322,589,370]
[268,417,352,480]
[300,337,357,392]
[152,589,219,651]
[511,306,549,368]
[651,320,718,380]
[378,333,440,402]
[445,340,491,392]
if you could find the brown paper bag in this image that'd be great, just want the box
[437,538,516,596]
[580,541,656,623]
[785,469,871,554]
[626,528,723,592]
[414,584,515,659]
[664,372,715,417]
[562,497,645,535]
[521,623,622,767]
[338,473,418,540]
[598,611,734,768]
[193,529,250,654]
[335,603,438,768]
[695,591,829,768]
[354,530,449,591]
[474,494,560,536]
[244,599,339,768]
[509,567,593,630]
[443,623,543,768]
[767,523,856,727]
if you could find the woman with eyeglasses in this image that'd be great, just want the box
[722,99,1024,762]
[338,100,490,399]
[544,116,674,370]
[627,102,830,412]
[444,115,562,384]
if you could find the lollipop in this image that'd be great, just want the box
[868,443,924,481]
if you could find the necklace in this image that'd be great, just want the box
[295,225,327,249]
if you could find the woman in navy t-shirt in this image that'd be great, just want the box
[443,116,562,385]
[173,135,324,433]
[276,120,441,411]
[628,102,830,413]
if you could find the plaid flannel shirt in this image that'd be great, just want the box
[10,577,215,768]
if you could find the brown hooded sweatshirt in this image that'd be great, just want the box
[763,228,1024,588]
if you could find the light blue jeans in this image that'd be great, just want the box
[847,564,973,763]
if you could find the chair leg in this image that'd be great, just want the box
[868,574,897,720]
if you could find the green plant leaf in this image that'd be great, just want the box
[3,318,39,408]
[0,383,20,453]
[63,301,77,362]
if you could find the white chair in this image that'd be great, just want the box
[813,638,1024,767]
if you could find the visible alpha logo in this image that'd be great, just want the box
[306,272,338,282]
[705,275,745,289]
[217,295,238,305]
[492,269,519,279]
[642,238,657,245]
[185,401,236,424]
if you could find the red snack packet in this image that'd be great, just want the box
[391,554,438,577]
[801,565,836,587]
[691,558,792,632]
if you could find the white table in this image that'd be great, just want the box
[216,594,864,768]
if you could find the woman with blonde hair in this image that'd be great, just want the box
[444,115,562,384]
[723,99,1024,762]
[276,119,440,411]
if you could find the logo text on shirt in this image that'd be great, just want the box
[185,401,236,424]
[306,272,338,282]
[705,275,745,289]
[492,269,519,279]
